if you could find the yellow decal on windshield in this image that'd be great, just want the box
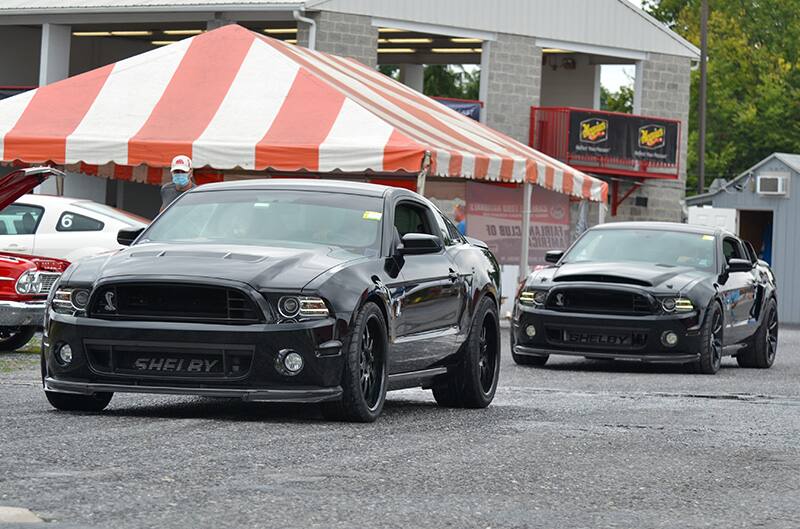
[363,211,383,221]
[702,235,714,241]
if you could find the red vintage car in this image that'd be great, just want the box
[0,167,69,352]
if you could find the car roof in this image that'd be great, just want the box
[590,221,735,238]
[17,194,94,206]
[193,178,406,198]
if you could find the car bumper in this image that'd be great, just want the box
[0,300,46,327]
[44,312,347,403]
[511,306,703,363]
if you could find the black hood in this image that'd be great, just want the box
[545,261,707,291]
[65,242,367,291]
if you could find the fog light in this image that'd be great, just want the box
[661,331,679,347]
[525,325,537,337]
[283,351,303,374]
[56,343,73,365]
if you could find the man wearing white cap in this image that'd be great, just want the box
[160,155,196,212]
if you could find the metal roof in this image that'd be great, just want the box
[310,0,700,59]
[0,0,699,59]
[685,152,800,206]
[0,0,302,13]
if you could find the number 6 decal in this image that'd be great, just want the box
[60,214,73,229]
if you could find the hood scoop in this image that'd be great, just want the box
[552,274,652,287]
[129,250,266,263]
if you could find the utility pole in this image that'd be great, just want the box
[698,0,708,194]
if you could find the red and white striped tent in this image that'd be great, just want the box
[0,24,607,203]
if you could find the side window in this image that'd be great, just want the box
[0,204,44,235]
[57,212,105,232]
[722,237,744,261]
[394,202,435,237]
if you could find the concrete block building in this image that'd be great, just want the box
[0,0,697,222]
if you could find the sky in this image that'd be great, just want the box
[601,0,644,92]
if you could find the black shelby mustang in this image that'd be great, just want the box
[512,222,778,374]
[42,180,502,422]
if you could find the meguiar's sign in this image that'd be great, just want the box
[568,110,678,164]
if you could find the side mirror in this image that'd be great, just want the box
[117,227,144,246]
[726,258,754,273]
[545,250,564,264]
[397,233,443,255]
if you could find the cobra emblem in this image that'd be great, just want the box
[103,291,117,312]
[555,293,565,307]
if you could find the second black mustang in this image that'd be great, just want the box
[511,222,778,374]
[42,180,501,422]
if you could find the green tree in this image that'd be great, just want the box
[600,85,634,113]
[645,0,800,192]
[379,64,480,99]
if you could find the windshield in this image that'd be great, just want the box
[563,229,716,271]
[77,202,149,226]
[140,189,383,255]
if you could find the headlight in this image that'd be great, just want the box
[274,295,330,322]
[15,270,43,294]
[519,289,548,306]
[51,287,91,316]
[660,297,694,313]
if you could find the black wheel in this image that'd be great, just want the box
[737,298,778,369]
[0,326,36,352]
[510,329,548,366]
[321,302,387,422]
[45,391,113,412]
[689,302,723,374]
[432,297,500,408]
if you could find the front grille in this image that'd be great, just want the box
[545,288,653,315]
[84,339,254,380]
[38,272,61,294]
[88,283,263,324]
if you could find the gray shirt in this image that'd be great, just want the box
[160,182,194,210]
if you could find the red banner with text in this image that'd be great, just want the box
[465,182,570,265]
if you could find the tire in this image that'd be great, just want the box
[45,390,113,412]
[432,297,500,409]
[321,302,388,422]
[0,326,36,353]
[737,298,778,369]
[689,302,723,375]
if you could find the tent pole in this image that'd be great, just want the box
[416,151,431,196]
[518,180,533,285]
[598,200,607,224]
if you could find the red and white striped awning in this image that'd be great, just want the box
[0,24,607,202]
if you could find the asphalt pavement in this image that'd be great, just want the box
[1,328,799,529]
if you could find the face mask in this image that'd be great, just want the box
[172,172,190,186]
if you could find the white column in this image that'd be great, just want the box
[598,201,607,224]
[592,64,602,110]
[39,23,71,86]
[518,181,533,284]
[399,64,424,93]
[478,41,490,123]
[632,60,644,115]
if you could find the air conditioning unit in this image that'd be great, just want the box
[756,173,789,196]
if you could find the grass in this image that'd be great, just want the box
[0,333,41,373]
